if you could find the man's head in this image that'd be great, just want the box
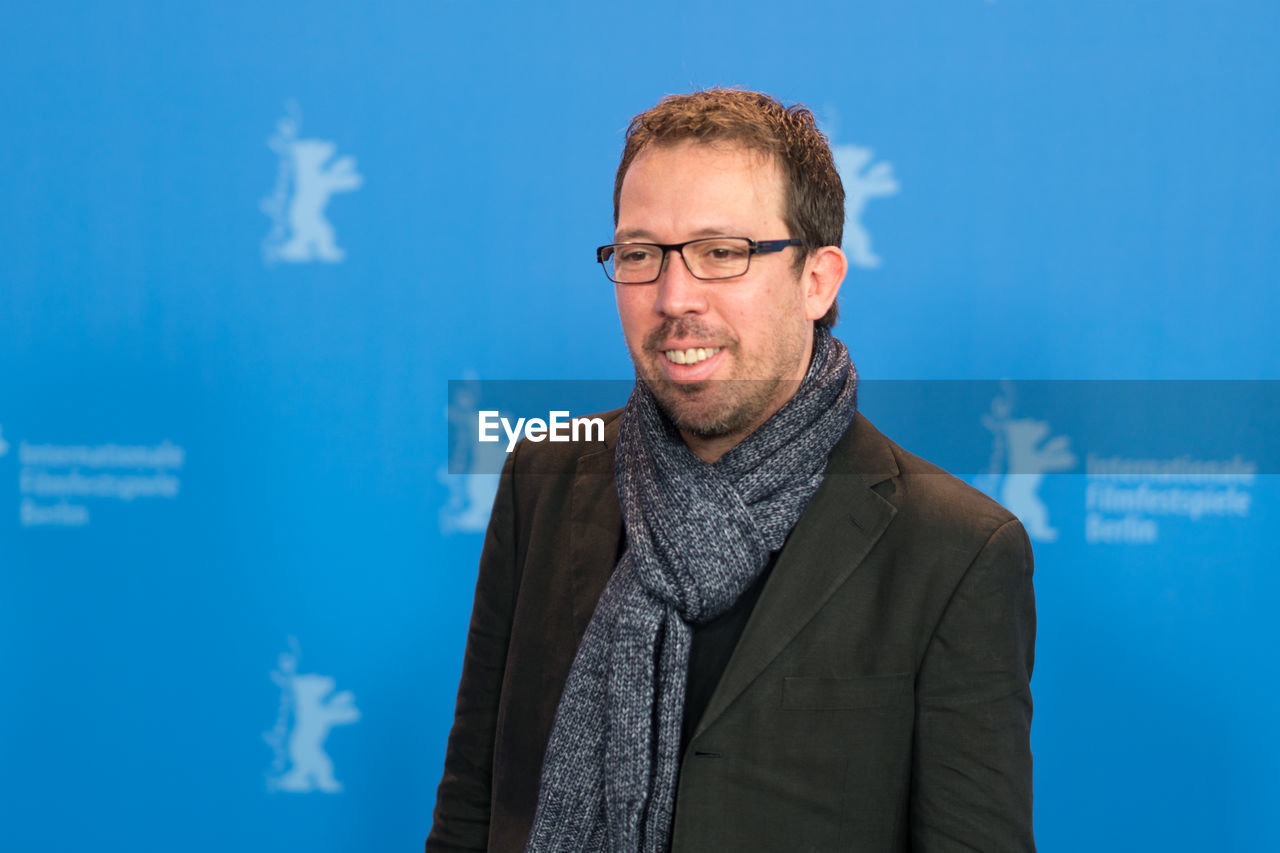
[613,89,845,328]
[610,89,848,462]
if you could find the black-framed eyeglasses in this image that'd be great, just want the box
[595,237,802,284]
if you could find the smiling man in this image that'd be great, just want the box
[427,89,1036,853]
[609,138,844,462]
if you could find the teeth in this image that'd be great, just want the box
[664,347,721,366]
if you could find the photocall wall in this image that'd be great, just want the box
[3,2,1277,851]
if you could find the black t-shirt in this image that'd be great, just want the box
[681,551,779,753]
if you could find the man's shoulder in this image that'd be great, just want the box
[506,407,623,477]
[496,407,624,553]
[841,414,1020,544]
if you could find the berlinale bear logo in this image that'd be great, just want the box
[832,143,899,269]
[264,638,361,793]
[439,378,506,534]
[261,101,364,265]
[972,383,1077,543]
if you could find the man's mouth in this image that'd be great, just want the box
[663,347,723,366]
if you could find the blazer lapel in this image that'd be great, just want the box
[692,414,901,740]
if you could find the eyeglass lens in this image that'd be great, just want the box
[605,238,752,283]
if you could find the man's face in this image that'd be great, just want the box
[614,140,816,448]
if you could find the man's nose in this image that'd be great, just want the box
[653,249,708,316]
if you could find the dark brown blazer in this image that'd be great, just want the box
[427,411,1036,852]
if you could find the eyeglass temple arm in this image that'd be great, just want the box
[752,238,804,253]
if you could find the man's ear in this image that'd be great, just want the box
[802,245,847,322]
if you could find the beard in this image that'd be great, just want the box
[632,316,807,441]
[646,375,795,439]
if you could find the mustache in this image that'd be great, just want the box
[643,317,734,351]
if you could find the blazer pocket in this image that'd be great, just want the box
[783,672,912,710]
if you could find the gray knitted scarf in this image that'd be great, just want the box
[525,326,858,853]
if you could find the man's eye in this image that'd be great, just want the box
[619,248,655,264]
[700,243,748,260]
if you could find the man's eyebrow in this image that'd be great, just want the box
[613,226,745,242]
[613,228,656,242]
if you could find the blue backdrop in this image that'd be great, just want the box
[3,2,1277,850]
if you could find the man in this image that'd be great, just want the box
[427,89,1036,852]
